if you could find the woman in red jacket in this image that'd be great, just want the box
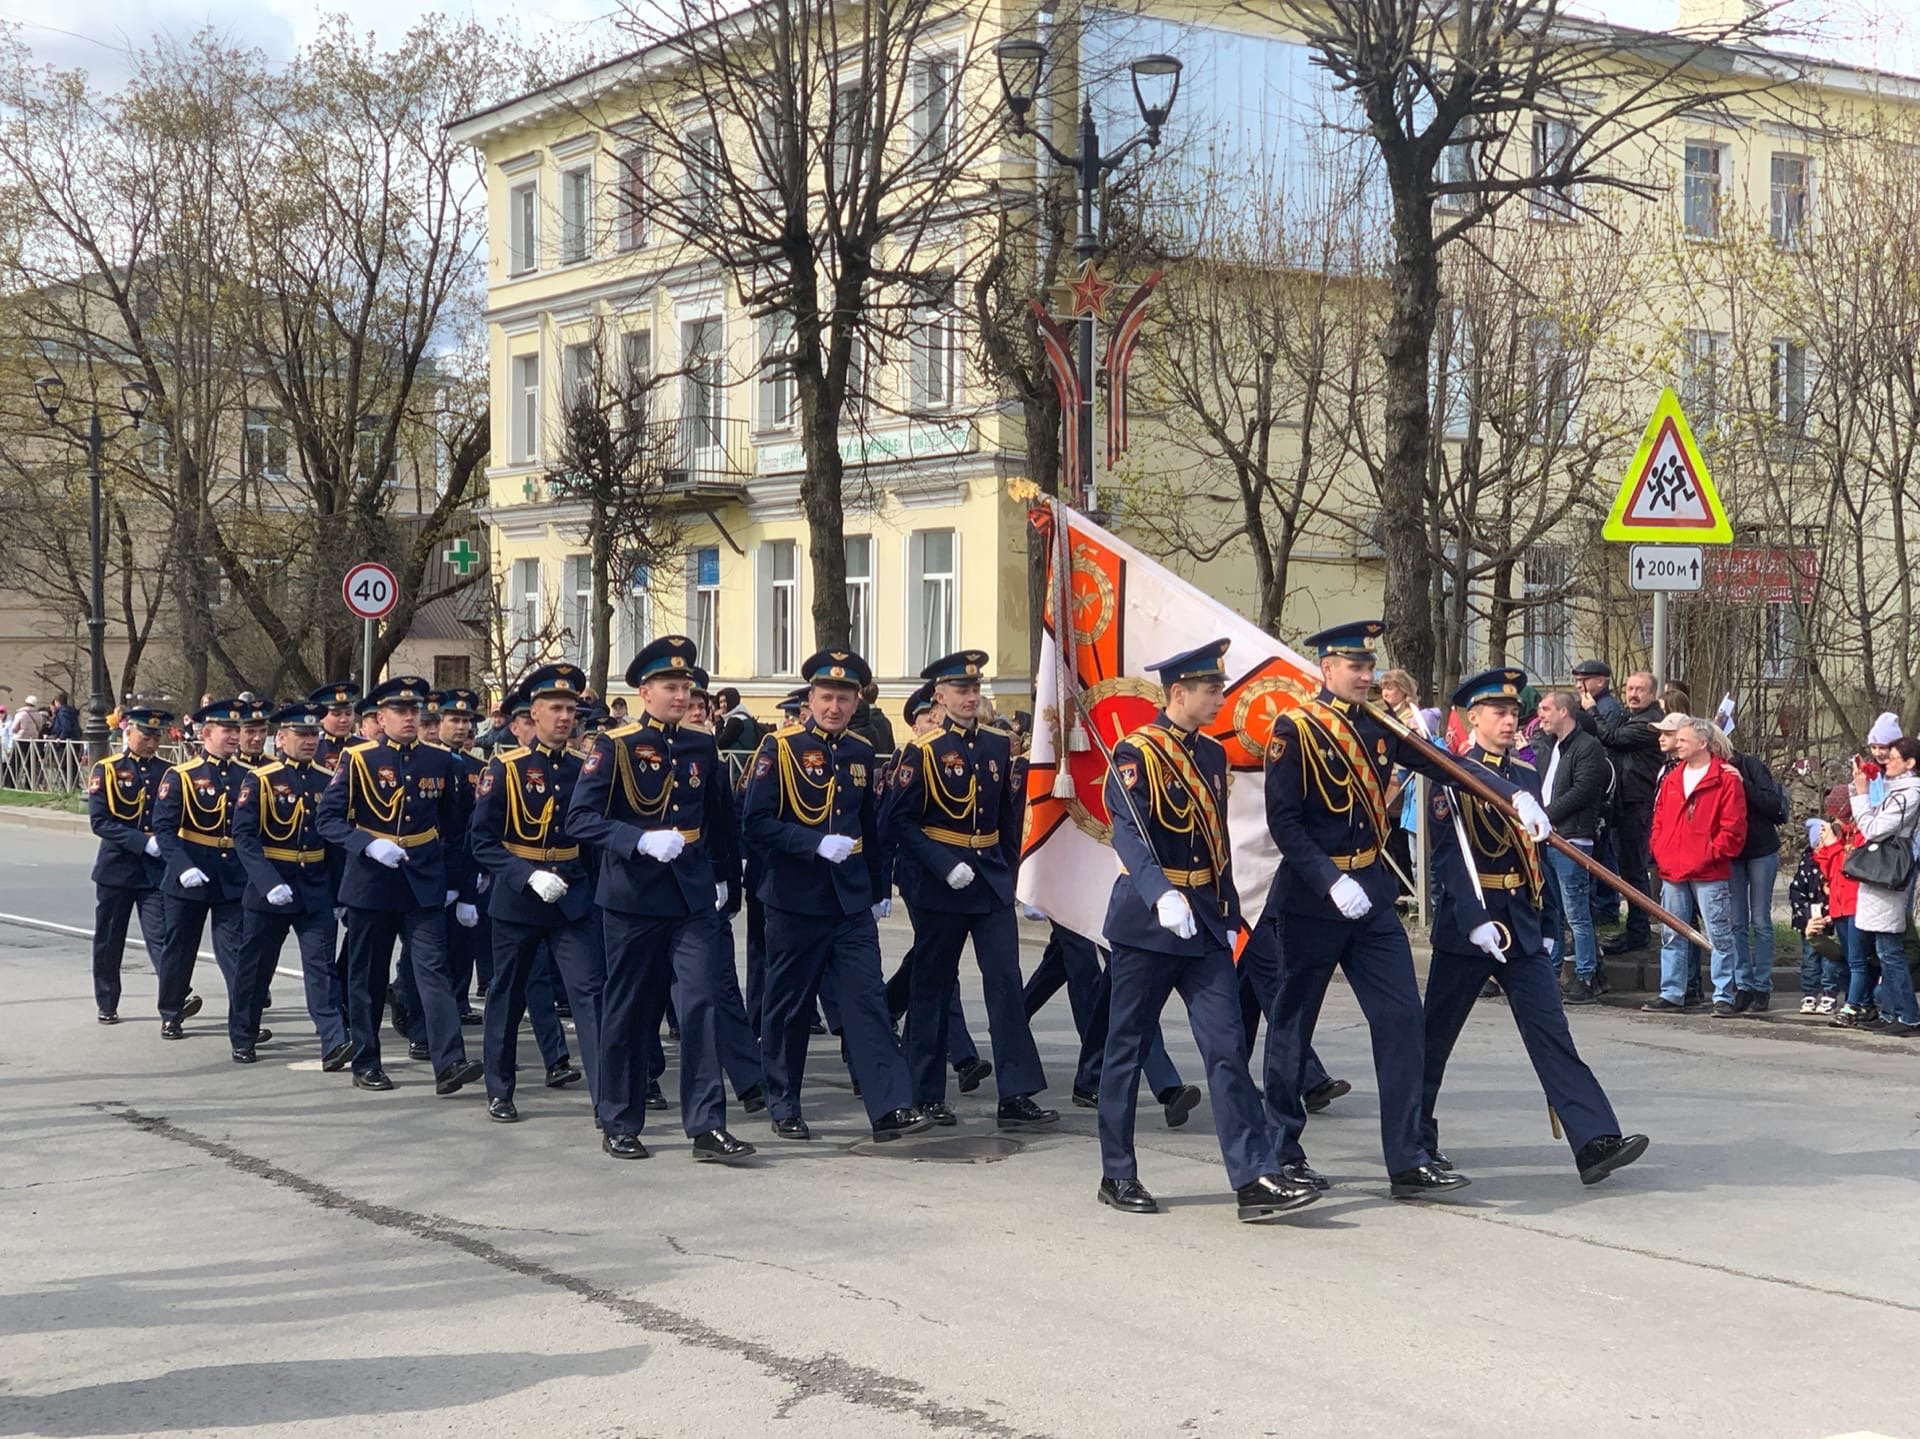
[1809,786,1867,1024]
[1644,715,1748,1016]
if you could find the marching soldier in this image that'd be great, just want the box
[150,699,253,1041]
[1258,621,1550,1198]
[229,701,350,1068]
[568,638,754,1161]
[1094,640,1316,1221]
[316,674,481,1094]
[1422,670,1649,1186]
[741,649,928,1144]
[437,688,489,1025]
[309,681,360,769]
[237,699,272,769]
[886,649,1054,1128]
[86,707,178,1025]
[742,686,814,1034]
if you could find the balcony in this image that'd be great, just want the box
[651,414,754,504]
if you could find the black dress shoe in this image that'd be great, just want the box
[459,1009,483,1026]
[1576,1132,1649,1186]
[474,982,488,999]
[545,1061,583,1088]
[1711,1000,1736,1018]
[1389,1164,1472,1199]
[1278,1161,1331,1191]
[808,1019,828,1035]
[996,1094,1059,1128]
[1071,1087,1098,1109]
[321,1041,355,1072]
[872,1107,933,1142]
[555,1000,572,1019]
[1304,1077,1352,1113]
[1429,1150,1454,1172]
[387,990,408,1035]
[488,1097,519,1123]
[1602,935,1643,956]
[97,1011,120,1025]
[603,1132,649,1160]
[738,1083,768,1114]
[1157,1084,1201,1129]
[435,1058,484,1095]
[253,1028,273,1045]
[353,1068,394,1091]
[1731,988,1755,1013]
[407,1040,431,1061]
[160,1019,184,1040]
[180,994,204,1019]
[645,1081,669,1110]
[922,1100,958,1127]
[1097,1177,1158,1214]
[1640,998,1684,1012]
[954,1057,994,1093]
[231,1048,256,1064]
[1236,1172,1321,1221]
[1749,991,1770,1013]
[772,1116,812,1141]
[666,1026,680,1041]
[692,1129,757,1162]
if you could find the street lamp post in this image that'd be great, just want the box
[33,375,153,763]
[994,39,1180,515]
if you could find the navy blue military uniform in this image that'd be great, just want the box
[1422,669,1627,1170]
[150,701,252,1032]
[315,675,476,1087]
[1025,923,1190,1112]
[741,650,919,1134]
[435,689,490,1021]
[1258,621,1519,1184]
[230,703,345,1063]
[308,681,360,772]
[472,665,610,1126]
[567,640,746,1152]
[85,709,173,1021]
[884,649,1047,1113]
[742,686,810,1034]
[1097,644,1280,1195]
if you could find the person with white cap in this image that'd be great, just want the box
[1866,713,1902,807]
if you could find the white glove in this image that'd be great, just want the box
[815,834,856,864]
[871,897,892,920]
[266,883,294,907]
[527,871,569,904]
[365,838,405,868]
[1513,791,1552,843]
[1020,903,1047,921]
[637,829,685,863]
[1469,921,1506,962]
[476,873,491,894]
[1155,889,1198,939]
[715,882,728,911]
[945,862,976,890]
[179,867,209,889]
[333,906,347,923]
[455,902,479,928]
[144,836,161,858]
[444,889,459,907]
[1328,874,1372,920]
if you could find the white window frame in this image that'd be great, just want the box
[510,556,542,654]
[510,353,540,464]
[1770,338,1808,431]
[616,562,653,662]
[759,538,800,677]
[1761,599,1803,682]
[681,316,724,458]
[1529,117,1578,221]
[1770,152,1810,250]
[509,180,539,275]
[832,81,867,184]
[845,534,874,661]
[1528,317,1577,444]
[244,408,287,479]
[1681,328,1727,433]
[911,274,960,411]
[1520,546,1571,681]
[560,161,593,265]
[685,127,720,222]
[906,528,957,673]
[614,145,648,252]
[911,54,957,164]
[1683,141,1725,239]
[1433,305,1473,441]
[562,341,596,414]
[565,552,594,672]
[689,546,721,667]
[757,313,796,433]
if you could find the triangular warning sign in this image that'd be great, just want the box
[1603,388,1731,543]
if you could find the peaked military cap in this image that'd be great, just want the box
[802,648,871,690]
[369,675,432,708]
[1304,620,1386,662]
[192,698,247,725]
[308,680,361,709]
[920,649,989,684]
[627,635,699,687]
[123,706,173,734]
[903,681,937,724]
[437,688,483,717]
[1453,666,1530,711]
[1146,639,1231,686]
[779,686,810,717]
[690,666,712,697]
[270,701,327,730]
[521,664,588,703]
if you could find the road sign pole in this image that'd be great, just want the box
[1651,590,1669,692]
[362,617,374,695]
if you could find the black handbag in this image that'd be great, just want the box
[1843,836,1915,891]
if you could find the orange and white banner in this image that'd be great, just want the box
[1015,496,1320,947]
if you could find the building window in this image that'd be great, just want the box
[244,409,288,479]
[1433,305,1473,440]
[907,528,956,672]
[615,146,647,251]
[686,127,720,222]
[563,341,596,413]
[510,556,542,653]
[1683,141,1724,238]
[681,317,723,455]
[1771,339,1808,431]
[1681,329,1726,432]
[832,82,866,183]
[1528,318,1576,444]
[845,534,873,660]
[433,655,471,690]
[758,314,795,431]
[509,180,538,274]
[689,546,721,667]
[1529,117,1577,220]
[1521,547,1571,681]
[1437,137,1478,211]
[560,163,592,264]
[760,539,799,677]
[912,56,956,163]
[1770,153,1809,249]
[617,562,653,662]
[1762,600,1803,681]
[511,353,540,464]
[141,428,171,475]
[565,553,594,672]
[912,275,959,410]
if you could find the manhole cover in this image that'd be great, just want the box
[849,1134,1024,1163]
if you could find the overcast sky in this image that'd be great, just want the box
[5,0,1915,94]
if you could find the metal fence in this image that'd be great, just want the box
[0,738,195,794]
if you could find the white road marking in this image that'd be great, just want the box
[0,909,304,980]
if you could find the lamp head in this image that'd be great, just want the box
[122,380,152,426]
[995,38,1048,132]
[33,374,64,422]
[1129,53,1182,137]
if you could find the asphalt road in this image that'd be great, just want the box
[2,814,1917,1439]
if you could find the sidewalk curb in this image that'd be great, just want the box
[0,806,90,835]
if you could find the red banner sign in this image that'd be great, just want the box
[1704,547,1818,604]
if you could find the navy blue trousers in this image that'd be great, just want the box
[1236,922,1333,1094]
[1260,907,1431,1175]
[1025,925,1182,1097]
[602,909,726,1138]
[447,904,485,1011]
[710,918,766,1098]
[887,947,979,1065]
[1422,942,1620,1160]
[761,907,910,1124]
[486,916,604,1119]
[237,905,342,1052]
[1098,940,1278,1189]
[157,894,243,1024]
[344,907,463,1077]
[904,903,1045,1105]
[92,885,166,1014]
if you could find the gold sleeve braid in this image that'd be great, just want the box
[177,761,230,834]
[613,736,673,821]
[98,760,145,824]
[348,748,404,827]
[776,733,834,826]
[916,737,976,822]
[501,753,557,843]
[257,769,304,844]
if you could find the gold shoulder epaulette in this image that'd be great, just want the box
[607,721,641,739]
[496,745,529,762]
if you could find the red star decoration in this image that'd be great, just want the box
[1067,260,1114,319]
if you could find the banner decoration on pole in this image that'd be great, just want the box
[1102,269,1162,469]
[1030,301,1083,505]
[1014,493,1320,946]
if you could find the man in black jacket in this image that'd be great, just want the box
[1727,744,1788,1013]
[1594,671,1664,954]
[1538,692,1611,1003]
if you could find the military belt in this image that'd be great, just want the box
[1329,847,1379,872]
[263,846,326,864]
[922,826,1000,850]
[357,826,438,847]
[1158,864,1214,888]
[1475,871,1529,891]
[505,841,581,862]
[180,832,234,850]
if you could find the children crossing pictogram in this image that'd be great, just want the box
[1602,387,1732,544]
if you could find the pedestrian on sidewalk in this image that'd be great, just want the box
[1536,691,1610,1003]
[1725,740,1788,1012]
[1845,738,1920,1035]
[1645,716,1747,1016]
[1595,671,1664,955]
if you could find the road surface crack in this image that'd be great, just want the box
[658,1232,948,1326]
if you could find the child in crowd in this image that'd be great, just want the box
[1810,785,1878,1026]
[1789,813,1847,1013]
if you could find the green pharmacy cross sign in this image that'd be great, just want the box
[443,538,480,575]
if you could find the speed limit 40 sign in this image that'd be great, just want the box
[342,562,399,620]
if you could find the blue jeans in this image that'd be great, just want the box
[1797,935,1821,996]
[1725,852,1780,994]
[1548,844,1597,979]
[1840,916,1873,1008]
[1868,927,1920,1024]
[1659,879,1738,1004]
